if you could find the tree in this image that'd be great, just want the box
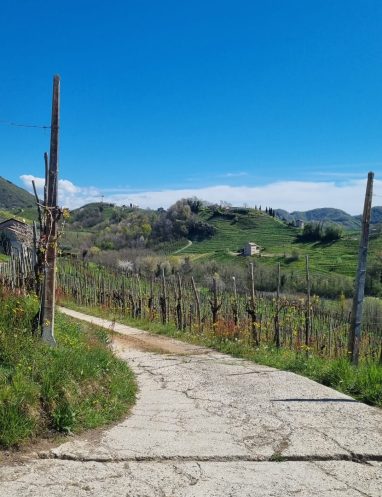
[322,224,343,242]
[185,197,204,213]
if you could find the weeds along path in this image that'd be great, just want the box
[1,307,382,496]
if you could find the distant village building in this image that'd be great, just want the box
[295,219,305,229]
[0,218,32,255]
[243,242,261,256]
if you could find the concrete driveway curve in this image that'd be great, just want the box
[0,307,381,496]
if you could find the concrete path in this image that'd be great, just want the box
[1,307,381,496]
[173,239,193,253]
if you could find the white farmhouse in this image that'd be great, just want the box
[243,242,261,256]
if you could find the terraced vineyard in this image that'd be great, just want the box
[179,209,373,280]
[182,210,298,255]
[57,204,382,290]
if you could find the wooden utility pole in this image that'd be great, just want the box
[44,152,49,210]
[41,75,60,346]
[348,172,374,365]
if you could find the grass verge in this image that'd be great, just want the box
[0,293,136,448]
[61,300,382,409]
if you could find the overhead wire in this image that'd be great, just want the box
[0,119,50,129]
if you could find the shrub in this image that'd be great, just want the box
[299,222,343,243]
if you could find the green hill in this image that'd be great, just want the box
[179,208,364,277]
[63,203,363,278]
[354,206,382,225]
[62,202,382,291]
[183,209,298,255]
[275,207,362,230]
[68,202,123,229]
[0,177,35,210]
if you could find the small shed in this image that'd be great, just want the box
[243,242,261,256]
[295,219,305,229]
[0,218,32,254]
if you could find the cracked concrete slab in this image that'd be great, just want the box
[1,308,381,496]
[1,460,381,497]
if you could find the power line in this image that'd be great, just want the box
[0,119,50,129]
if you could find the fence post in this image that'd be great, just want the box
[191,276,201,332]
[305,255,311,349]
[274,262,281,348]
[348,172,374,365]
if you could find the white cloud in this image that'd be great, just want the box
[58,179,80,194]
[20,174,101,207]
[219,172,248,178]
[20,174,45,189]
[20,174,382,215]
[103,179,381,215]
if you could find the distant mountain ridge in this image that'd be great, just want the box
[0,177,35,210]
[355,207,382,225]
[275,207,382,229]
[1,176,382,230]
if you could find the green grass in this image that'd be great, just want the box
[153,239,190,254]
[0,209,34,224]
[0,293,136,448]
[9,207,38,222]
[61,300,382,409]
[60,229,95,254]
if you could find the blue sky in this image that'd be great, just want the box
[1,0,381,212]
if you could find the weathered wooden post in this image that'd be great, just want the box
[191,276,201,332]
[41,75,60,346]
[136,274,142,318]
[305,255,311,349]
[348,172,374,365]
[160,267,168,324]
[232,276,238,326]
[274,262,281,348]
[246,262,259,346]
[149,275,155,320]
[209,275,221,325]
[176,272,183,330]
[32,180,43,231]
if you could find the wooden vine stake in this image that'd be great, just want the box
[41,75,60,346]
[160,267,168,324]
[191,276,201,332]
[149,275,155,320]
[246,262,259,346]
[232,276,238,326]
[209,275,221,325]
[176,272,184,330]
[274,262,281,348]
[305,255,311,349]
